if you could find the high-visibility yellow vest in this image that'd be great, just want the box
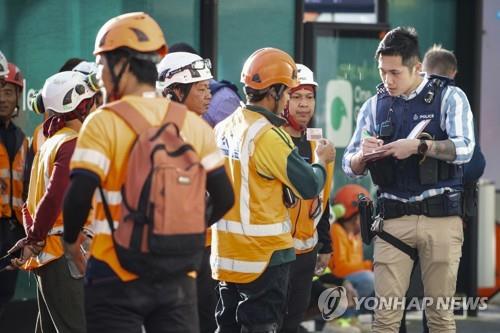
[0,126,28,222]
[212,106,300,283]
[289,140,334,254]
[23,127,78,269]
[31,123,46,155]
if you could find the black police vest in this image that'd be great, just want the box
[369,78,463,199]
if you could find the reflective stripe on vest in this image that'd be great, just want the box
[294,230,318,251]
[91,219,119,235]
[214,218,291,236]
[47,225,64,236]
[210,255,268,274]
[0,169,23,181]
[239,117,269,225]
[0,194,23,207]
[72,148,111,176]
[95,189,122,205]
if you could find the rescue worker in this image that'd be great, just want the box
[212,47,335,332]
[31,60,101,155]
[62,12,233,332]
[329,184,374,298]
[0,60,29,315]
[165,42,242,127]
[156,51,212,116]
[10,70,98,333]
[280,64,334,333]
[343,27,475,332]
[156,51,217,333]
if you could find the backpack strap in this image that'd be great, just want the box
[105,100,188,135]
[162,101,187,129]
[98,184,115,233]
[104,100,152,135]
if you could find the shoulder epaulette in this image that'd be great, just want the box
[376,83,390,99]
[428,74,455,88]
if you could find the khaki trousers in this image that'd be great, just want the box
[372,215,463,333]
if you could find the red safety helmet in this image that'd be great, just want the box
[333,184,370,220]
[3,63,24,90]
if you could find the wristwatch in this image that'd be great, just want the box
[418,139,429,155]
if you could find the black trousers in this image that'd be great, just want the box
[281,249,317,333]
[0,218,25,315]
[35,257,86,333]
[85,273,199,333]
[215,262,291,333]
[197,247,217,333]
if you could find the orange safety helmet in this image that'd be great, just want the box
[2,63,24,90]
[333,184,370,220]
[94,12,168,60]
[241,47,298,90]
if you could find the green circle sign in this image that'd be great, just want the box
[330,96,347,131]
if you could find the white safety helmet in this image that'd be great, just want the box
[0,51,8,77]
[296,64,318,87]
[156,52,213,93]
[40,71,97,114]
[72,61,98,75]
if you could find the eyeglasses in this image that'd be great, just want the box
[159,58,212,81]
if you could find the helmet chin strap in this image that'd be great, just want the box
[283,105,306,132]
[107,54,131,102]
[270,85,286,115]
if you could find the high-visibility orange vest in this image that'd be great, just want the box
[0,125,28,222]
[289,140,334,254]
[23,127,78,269]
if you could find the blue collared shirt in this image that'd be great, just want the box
[342,78,475,202]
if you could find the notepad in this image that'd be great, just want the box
[407,119,431,139]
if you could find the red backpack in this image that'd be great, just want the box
[99,100,206,279]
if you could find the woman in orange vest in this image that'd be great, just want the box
[0,60,29,314]
[281,64,335,333]
[10,71,98,332]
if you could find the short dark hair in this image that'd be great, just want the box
[104,48,158,86]
[245,84,285,103]
[59,58,84,72]
[422,44,457,77]
[375,27,420,67]
[169,42,199,55]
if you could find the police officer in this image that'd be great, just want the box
[400,44,486,333]
[343,27,475,332]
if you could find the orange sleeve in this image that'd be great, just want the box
[329,224,369,278]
